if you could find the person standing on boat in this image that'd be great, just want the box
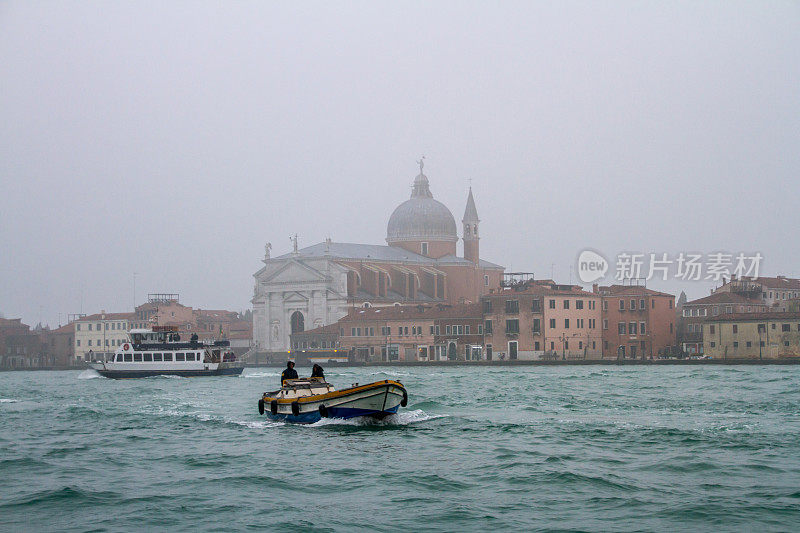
[311,364,324,379]
[281,360,298,384]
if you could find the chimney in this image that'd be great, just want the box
[592,283,599,294]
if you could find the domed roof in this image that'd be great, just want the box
[387,171,457,244]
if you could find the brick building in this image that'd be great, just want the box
[594,284,677,359]
[335,303,484,362]
[482,277,602,360]
[678,292,765,355]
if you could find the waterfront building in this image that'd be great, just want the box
[335,303,483,362]
[481,276,602,360]
[73,312,135,361]
[594,283,676,359]
[678,292,766,355]
[713,275,800,310]
[703,312,800,359]
[252,162,504,356]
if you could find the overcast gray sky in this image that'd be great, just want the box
[1,1,799,327]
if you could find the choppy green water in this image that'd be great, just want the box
[2,366,800,532]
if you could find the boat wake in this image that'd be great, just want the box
[308,409,443,428]
[0,398,19,403]
[243,371,281,378]
[77,370,103,380]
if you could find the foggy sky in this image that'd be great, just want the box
[1,1,799,327]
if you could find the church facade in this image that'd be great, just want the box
[251,162,504,355]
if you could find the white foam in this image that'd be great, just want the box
[308,409,443,427]
[0,398,18,403]
[243,371,280,378]
[77,369,103,379]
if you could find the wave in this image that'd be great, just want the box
[1,486,118,509]
[242,371,280,378]
[77,370,103,380]
[308,409,443,428]
[0,398,18,403]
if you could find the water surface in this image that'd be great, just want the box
[2,366,799,531]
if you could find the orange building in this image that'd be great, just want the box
[594,283,676,359]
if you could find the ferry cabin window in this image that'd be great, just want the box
[124,354,133,362]
[134,353,143,362]
[143,353,153,362]
[176,353,185,361]
[153,353,163,361]
[116,354,123,362]
[163,353,173,361]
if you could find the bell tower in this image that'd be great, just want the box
[462,187,480,264]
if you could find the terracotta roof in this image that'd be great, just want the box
[709,311,800,322]
[52,323,74,333]
[76,312,135,322]
[486,281,597,298]
[342,303,482,322]
[293,323,341,336]
[596,284,674,298]
[746,276,800,290]
[684,292,761,306]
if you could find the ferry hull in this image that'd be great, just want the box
[95,366,244,379]
[262,380,407,424]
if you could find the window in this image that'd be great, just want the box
[88,340,92,347]
[733,341,739,348]
[630,300,636,310]
[563,300,570,310]
[484,275,489,287]
[144,353,153,362]
[134,353,143,362]
[404,327,409,335]
[785,341,790,347]
[733,325,738,334]
[485,320,492,334]
[640,322,646,335]
[564,319,570,329]
[782,324,790,332]
[549,299,556,309]
[579,341,583,349]
[465,325,470,335]
[457,325,464,335]
[477,325,483,335]
[532,299,541,312]
[602,300,608,311]
[576,300,583,310]
[710,342,716,348]
[629,322,637,335]
[435,325,440,335]
[421,242,428,256]
[88,324,92,331]
[483,300,493,313]
[709,325,715,334]
[76,340,81,347]
[163,353,173,361]
[603,319,608,330]
[351,328,356,337]
[618,323,626,334]
[550,341,555,350]
[534,341,540,351]
[619,300,625,310]
[176,353,185,361]
[77,324,81,331]
[652,300,655,309]
[124,353,133,362]
[370,327,375,336]
[640,299,645,310]
[429,325,435,335]
[116,354,123,362]
[446,325,452,335]
[532,319,541,334]
[505,300,519,314]
[356,328,362,336]
[505,319,519,334]
[746,341,752,348]
[550,318,556,329]
[153,353,163,361]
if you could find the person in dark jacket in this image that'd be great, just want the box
[311,364,324,379]
[281,361,298,384]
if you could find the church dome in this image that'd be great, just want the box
[387,170,457,244]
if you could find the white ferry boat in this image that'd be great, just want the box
[90,326,244,379]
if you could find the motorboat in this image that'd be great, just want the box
[258,377,408,424]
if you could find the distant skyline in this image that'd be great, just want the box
[2,1,799,327]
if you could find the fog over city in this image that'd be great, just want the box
[1,1,798,327]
